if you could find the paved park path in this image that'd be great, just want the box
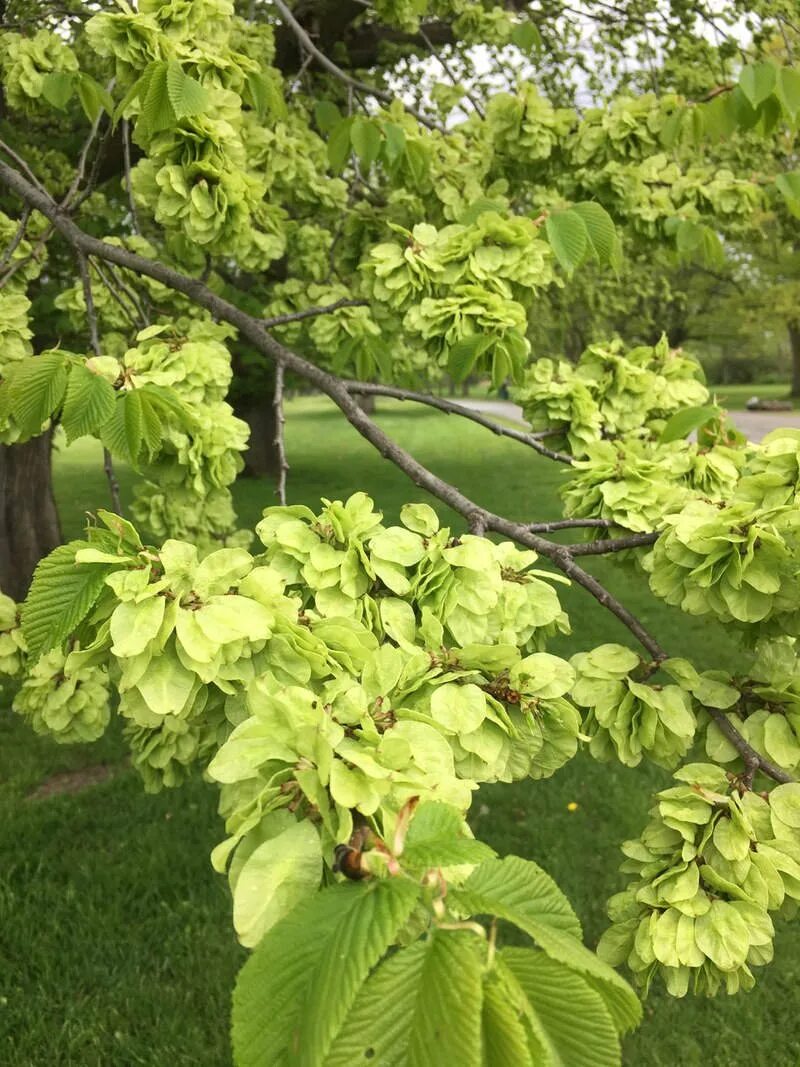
[456,399,800,443]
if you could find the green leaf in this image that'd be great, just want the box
[501,949,622,1066]
[739,62,777,109]
[511,20,541,52]
[41,71,75,110]
[454,857,640,1033]
[9,352,67,437]
[246,70,285,120]
[447,334,493,383]
[21,541,112,660]
[402,802,496,868]
[482,969,538,1066]
[351,116,382,169]
[571,202,616,263]
[777,66,800,120]
[140,62,174,134]
[382,121,406,164]
[232,819,322,947]
[166,61,209,120]
[545,210,589,273]
[314,99,341,133]
[675,218,703,254]
[777,172,800,218]
[325,941,428,1066]
[660,108,685,148]
[61,363,116,443]
[659,404,721,443]
[232,880,418,1067]
[327,117,353,173]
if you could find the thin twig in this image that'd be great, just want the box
[344,380,573,463]
[273,362,289,505]
[271,0,444,132]
[706,707,793,785]
[419,28,485,119]
[0,206,31,275]
[528,518,611,532]
[77,251,122,515]
[121,119,141,235]
[263,298,369,328]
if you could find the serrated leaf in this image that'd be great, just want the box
[453,856,641,1033]
[41,71,75,110]
[326,940,428,1066]
[482,969,538,1066]
[166,61,208,120]
[448,334,493,383]
[246,70,284,120]
[9,352,67,437]
[327,118,353,173]
[402,802,496,868]
[739,62,777,109]
[21,541,112,660]
[61,363,116,443]
[233,880,418,1067]
[572,202,616,263]
[140,62,173,134]
[660,108,685,147]
[659,404,721,443]
[501,949,622,1066]
[300,880,418,1066]
[545,210,589,273]
[351,116,382,169]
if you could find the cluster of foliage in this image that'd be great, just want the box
[2,0,800,1063]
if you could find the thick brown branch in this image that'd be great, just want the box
[344,380,573,464]
[567,531,660,555]
[706,706,793,785]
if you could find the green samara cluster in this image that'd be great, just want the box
[8,498,580,948]
[599,765,800,998]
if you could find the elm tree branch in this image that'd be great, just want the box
[344,380,574,463]
[272,0,444,132]
[263,298,369,327]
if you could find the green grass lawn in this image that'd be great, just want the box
[2,397,799,1065]
[711,382,796,411]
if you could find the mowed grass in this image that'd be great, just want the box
[1,397,798,1066]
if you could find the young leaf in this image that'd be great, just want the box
[60,363,116,443]
[545,210,589,273]
[777,66,800,120]
[22,541,112,660]
[140,62,174,134]
[511,20,541,52]
[9,352,67,437]
[166,61,209,120]
[448,334,493,383]
[777,172,800,218]
[382,121,406,164]
[659,404,721,443]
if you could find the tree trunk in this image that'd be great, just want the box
[0,433,62,600]
[789,321,800,398]
[236,402,280,478]
[355,393,376,415]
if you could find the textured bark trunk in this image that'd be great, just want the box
[0,432,62,600]
[237,401,280,478]
[789,321,800,398]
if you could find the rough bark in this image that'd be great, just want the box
[790,321,800,398]
[0,432,62,600]
[236,401,281,478]
[355,393,376,415]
